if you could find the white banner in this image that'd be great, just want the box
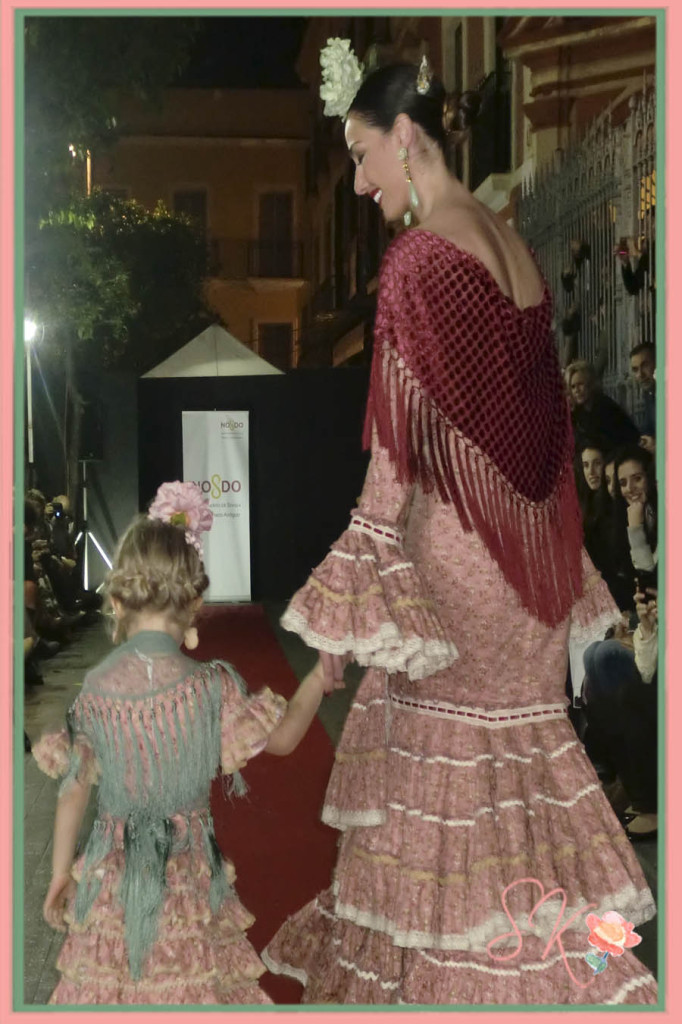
[182,411,251,602]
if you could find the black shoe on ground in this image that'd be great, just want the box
[35,637,60,659]
[24,658,45,687]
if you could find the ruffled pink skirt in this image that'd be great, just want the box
[263,668,658,1005]
[50,842,271,1005]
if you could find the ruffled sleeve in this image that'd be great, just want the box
[280,442,459,681]
[32,724,100,789]
[217,662,287,775]
[567,548,623,701]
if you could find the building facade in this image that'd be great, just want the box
[294,13,657,398]
[94,86,311,371]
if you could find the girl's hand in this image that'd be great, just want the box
[43,871,75,932]
[627,499,645,527]
[319,651,350,694]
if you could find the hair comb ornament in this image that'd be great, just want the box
[416,54,433,95]
[148,481,213,557]
[319,37,364,120]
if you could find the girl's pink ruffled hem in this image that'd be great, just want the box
[49,845,272,1005]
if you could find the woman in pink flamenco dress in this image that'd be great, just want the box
[33,483,329,1005]
[261,49,658,1005]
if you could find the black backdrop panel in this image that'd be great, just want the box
[138,369,370,601]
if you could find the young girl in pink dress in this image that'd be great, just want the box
[34,481,329,1005]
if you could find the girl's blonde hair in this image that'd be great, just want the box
[104,515,209,642]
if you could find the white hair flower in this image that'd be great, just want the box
[319,38,364,120]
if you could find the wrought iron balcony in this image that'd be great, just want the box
[209,239,304,279]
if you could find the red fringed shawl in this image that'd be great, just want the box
[363,229,584,627]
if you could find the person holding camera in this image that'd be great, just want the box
[581,582,658,841]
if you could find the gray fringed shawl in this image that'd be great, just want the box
[63,631,248,980]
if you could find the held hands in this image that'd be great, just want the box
[319,650,350,695]
[43,871,75,932]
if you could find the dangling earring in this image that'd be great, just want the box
[183,626,199,650]
[398,146,419,227]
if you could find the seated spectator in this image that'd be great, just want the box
[612,444,658,583]
[565,359,640,455]
[45,493,101,614]
[24,501,60,675]
[629,342,656,454]
[574,441,635,611]
[24,494,83,641]
[581,584,658,841]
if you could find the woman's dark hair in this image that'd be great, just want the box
[24,500,39,534]
[611,443,658,552]
[574,441,610,521]
[349,62,480,155]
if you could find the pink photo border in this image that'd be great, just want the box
[0,1,674,1021]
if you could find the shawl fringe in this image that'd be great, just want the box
[364,345,584,627]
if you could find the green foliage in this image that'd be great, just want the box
[24,16,199,217]
[28,190,209,368]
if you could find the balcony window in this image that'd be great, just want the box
[173,189,207,236]
[258,191,294,276]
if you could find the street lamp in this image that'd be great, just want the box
[24,317,38,485]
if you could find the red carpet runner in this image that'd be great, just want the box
[192,604,338,1004]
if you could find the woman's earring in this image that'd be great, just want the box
[398,147,419,227]
[183,626,199,650]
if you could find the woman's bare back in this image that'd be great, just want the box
[420,197,545,311]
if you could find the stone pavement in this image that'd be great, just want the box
[20,609,658,1006]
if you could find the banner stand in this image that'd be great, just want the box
[182,411,251,602]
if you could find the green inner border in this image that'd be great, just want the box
[14,5,666,1013]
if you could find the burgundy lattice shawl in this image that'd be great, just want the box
[363,229,584,627]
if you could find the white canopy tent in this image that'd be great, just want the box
[142,323,283,377]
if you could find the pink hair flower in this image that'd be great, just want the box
[148,481,213,555]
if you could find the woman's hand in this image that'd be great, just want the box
[627,498,645,527]
[635,588,658,638]
[43,871,75,932]
[319,651,350,694]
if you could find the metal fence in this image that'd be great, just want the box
[517,89,656,418]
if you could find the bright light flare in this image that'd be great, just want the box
[24,318,38,343]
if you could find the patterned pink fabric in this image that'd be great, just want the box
[34,656,286,1005]
[281,512,458,681]
[220,683,287,774]
[49,816,271,1005]
[33,730,100,786]
[266,443,657,1004]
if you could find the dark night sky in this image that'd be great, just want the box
[175,16,308,89]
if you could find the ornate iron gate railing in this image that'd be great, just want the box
[517,89,656,420]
